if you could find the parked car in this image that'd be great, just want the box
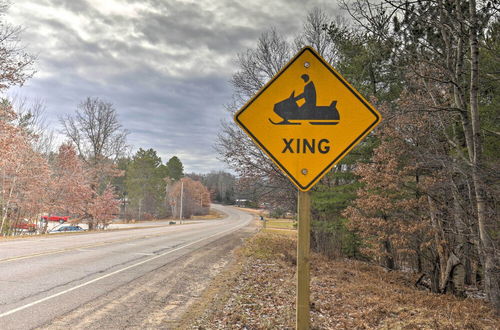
[40,215,70,224]
[13,219,37,232]
[49,225,85,233]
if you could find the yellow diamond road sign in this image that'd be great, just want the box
[234,46,382,191]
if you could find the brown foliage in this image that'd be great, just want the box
[191,232,499,329]
[169,177,211,219]
[0,100,50,234]
[344,102,438,270]
[0,103,120,235]
[48,143,92,217]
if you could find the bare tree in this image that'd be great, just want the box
[0,0,35,92]
[216,28,296,209]
[11,96,54,155]
[60,97,128,230]
[294,7,338,63]
[230,29,291,105]
[216,11,338,211]
[60,97,128,165]
[466,0,500,312]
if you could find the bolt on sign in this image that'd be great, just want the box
[235,46,382,191]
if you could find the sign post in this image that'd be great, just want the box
[234,46,381,329]
[297,190,311,329]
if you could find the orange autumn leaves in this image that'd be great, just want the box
[0,100,119,234]
[168,177,211,219]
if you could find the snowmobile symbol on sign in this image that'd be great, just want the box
[269,74,340,126]
[234,46,381,191]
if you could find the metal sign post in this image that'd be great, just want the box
[297,190,311,329]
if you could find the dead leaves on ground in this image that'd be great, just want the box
[191,232,499,329]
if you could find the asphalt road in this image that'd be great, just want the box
[0,205,254,329]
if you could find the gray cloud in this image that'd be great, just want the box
[8,0,339,173]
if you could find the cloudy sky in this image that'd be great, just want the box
[8,0,339,173]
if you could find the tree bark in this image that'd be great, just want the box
[451,178,473,285]
[440,251,464,296]
[431,255,441,293]
[428,195,448,292]
[468,0,499,311]
[383,239,395,270]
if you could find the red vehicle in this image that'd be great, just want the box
[14,220,37,231]
[40,215,70,224]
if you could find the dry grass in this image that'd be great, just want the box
[188,231,499,329]
[234,207,267,216]
[191,208,225,220]
[264,218,296,230]
[263,228,297,236]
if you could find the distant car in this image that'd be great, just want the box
[41,215,70,224]
[13,220,37,232]
[49,225,86,233]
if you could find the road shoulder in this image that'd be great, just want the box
[181,230,500,329]
[38,219,259,330]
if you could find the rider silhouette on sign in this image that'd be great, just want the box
[295,74,316,112]
[269,74,340,126]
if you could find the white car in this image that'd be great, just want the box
[49,225,86,233]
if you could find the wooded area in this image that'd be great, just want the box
[1,0,498,313]
[217,1,499,311]
[0,1,211,234]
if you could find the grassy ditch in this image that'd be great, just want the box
[181,230,499,329]
[264,218,296,231]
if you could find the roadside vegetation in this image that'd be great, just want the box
[264,218,296,231]
[217,3,500,311]
[186,230,499,329]
[0,1,216,236]
[1,0,498,316]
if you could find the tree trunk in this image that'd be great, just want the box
[464,243,473,285]
[440,251,463,295]
[383,239,395,270]
[451,178,473,285]
[468,0,499,311]
[428,196,448,288]
[431,255,441,293]
[416,250,423,273]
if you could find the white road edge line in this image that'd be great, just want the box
[0,219,248,319]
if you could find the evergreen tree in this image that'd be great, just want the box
[125,148,168,219]
[166,156,184,180]
[312,136,378,259]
